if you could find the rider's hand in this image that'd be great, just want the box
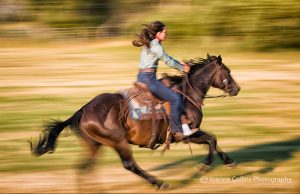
[181,61,190,73]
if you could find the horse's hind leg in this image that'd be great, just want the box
[114,139,169,190]
[76,140,102,193]
[78,139,101,172]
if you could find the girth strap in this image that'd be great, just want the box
[147,101,158,149]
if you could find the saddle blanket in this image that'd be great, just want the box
[119,88,166,120]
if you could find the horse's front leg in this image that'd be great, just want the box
[188,130,216,166]
[188,130,236,167]
[216,145,236,166]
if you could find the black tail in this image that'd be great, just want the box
[29,109,83,156]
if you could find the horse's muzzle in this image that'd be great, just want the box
[228,86,240,96]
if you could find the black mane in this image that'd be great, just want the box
[188,55,219,75]
[164,55,219,86]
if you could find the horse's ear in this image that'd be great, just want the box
[217,55,222,63]
[207,53,210,58]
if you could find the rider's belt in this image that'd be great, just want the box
[139,68,157,73]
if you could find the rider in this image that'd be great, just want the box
[132,21,192,140]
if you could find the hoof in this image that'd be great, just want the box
[225,161,238,168]
[157,182,170,190]
[196,163,212,173]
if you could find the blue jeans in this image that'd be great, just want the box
[137,72,183,132]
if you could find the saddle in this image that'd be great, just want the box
[119,82,171,120]
[119,78,173,149]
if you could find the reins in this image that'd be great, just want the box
[181,60,229,109]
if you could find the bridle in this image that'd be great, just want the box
[203,60,229,98]
[180,60,229,110]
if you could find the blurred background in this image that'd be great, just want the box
[0,0,299,193]
[0,0,299,50]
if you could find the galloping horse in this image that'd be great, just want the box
[30,55,240,189]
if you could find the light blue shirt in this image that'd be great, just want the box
[138,39,183,72]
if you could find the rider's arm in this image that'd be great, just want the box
[151,44,184,72]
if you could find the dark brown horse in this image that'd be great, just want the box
[30,55,240,190]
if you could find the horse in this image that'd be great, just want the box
[29,54,240,190]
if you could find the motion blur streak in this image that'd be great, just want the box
[0,0,299,193]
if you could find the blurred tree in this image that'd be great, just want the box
[0,0,32,23]
[29,0,113,27]
[204,0,300,50]
[0,0,299,50]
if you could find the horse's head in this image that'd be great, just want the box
[187,54,240,97]
[209,55,240,96]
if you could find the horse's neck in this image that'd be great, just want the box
[191,76,210,94]
[186,67,216,101]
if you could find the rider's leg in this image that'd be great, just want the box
[150,81,198,140]
[137,72,184,134]
[149,79,184,133]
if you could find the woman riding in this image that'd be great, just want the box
[132,21,192,140]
